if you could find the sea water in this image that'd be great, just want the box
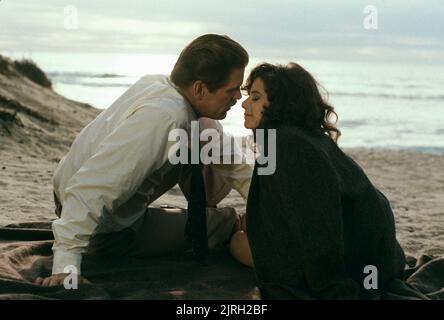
[8,52,444,154]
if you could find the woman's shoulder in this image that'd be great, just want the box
[265,125,342,187]
[275,125,332,155]
[271,125,336,170]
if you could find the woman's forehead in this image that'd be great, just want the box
[252,77,266,93]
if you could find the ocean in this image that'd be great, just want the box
[9,52,444,154]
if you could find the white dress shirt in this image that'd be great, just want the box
[51,75,252,275]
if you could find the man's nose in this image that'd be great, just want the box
[234,89,242,100]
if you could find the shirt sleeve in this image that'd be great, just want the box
[51,105,180,275]
[210,163,253,201]
[198,118,253,201]
[273,135,361,299]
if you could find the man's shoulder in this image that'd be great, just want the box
[134,75,179,101]
[129,75,194,127]
[133,98,193,127]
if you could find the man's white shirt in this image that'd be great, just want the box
[52,75,253,275]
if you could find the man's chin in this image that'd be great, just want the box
[218,112,228,120]
[213,111,228,120]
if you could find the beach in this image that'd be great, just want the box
[1,53,443,259]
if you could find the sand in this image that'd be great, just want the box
[0,54,443,259]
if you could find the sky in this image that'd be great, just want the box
[0,0,443,63]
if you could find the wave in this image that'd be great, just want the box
[48,72,125,78]
[339,120,367,128]
[48,72,133,87]
[56,80,131,88]
[47,72,444,101]
[366,83,431,89]
[332,91,444,101]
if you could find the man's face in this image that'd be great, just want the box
[196,68,244,120]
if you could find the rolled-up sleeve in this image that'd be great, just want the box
[52,106,179,275]
[211,163,253,201]
[197,118,253,202]
[211,130,253,201]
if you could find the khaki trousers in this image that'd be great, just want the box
[54,163,239,258]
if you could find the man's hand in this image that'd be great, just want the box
[35,273,91,287]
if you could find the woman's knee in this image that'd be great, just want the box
[230,230,254,268]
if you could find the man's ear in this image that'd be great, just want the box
[192,80,206,100]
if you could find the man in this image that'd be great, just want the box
[36,34,252,287]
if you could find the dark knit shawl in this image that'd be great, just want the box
[247,125,406,299]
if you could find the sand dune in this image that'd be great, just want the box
[0,54,442,259]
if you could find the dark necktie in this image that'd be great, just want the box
[185,159,208,265]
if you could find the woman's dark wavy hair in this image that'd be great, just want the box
[242,62,341,143]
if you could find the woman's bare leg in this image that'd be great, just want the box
[230,230,254,268]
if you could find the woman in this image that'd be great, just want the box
[230,62,406,299]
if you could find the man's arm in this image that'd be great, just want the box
[198,118,253,201]
[49,105,179,279]
[211,162,253,201]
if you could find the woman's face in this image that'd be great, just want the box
[242,77,269,129]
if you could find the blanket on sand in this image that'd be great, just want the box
[0,222,442,300]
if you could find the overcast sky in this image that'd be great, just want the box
[1,0,443,63]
